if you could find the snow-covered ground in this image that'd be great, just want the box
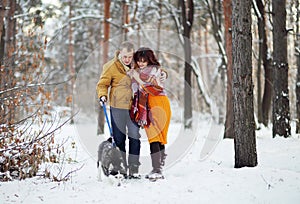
[1,117,300,204]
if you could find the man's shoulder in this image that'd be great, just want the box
[103,58,118,70]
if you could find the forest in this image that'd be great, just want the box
[0,0,299,181]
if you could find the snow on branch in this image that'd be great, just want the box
[0,77,73,97]
[160,1,184,45]
[252,0,262,19]
[191,56,219,121]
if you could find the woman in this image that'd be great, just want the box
[129,47,171,180]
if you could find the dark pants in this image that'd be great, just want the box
[110,107,141,167]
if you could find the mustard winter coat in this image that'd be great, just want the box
[96,52,133,109]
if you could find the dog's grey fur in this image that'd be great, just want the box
[97,138,126,180]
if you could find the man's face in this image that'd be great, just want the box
[120,48,134,66]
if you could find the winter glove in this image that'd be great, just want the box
[99,96,107,106]
[138,120,147,128]
[159,70,167,83]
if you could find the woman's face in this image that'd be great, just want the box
[137,58,148,69]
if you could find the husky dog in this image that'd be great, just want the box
[97,137,127,181]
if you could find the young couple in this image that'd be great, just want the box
[96,41,171,180]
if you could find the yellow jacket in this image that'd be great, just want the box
[96,52,133,109]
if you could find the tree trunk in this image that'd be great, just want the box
[205,0,226,69]
[132,0,140,47]
[256,31,263,124]
[180,0,194,128]
[0,24,4,62]
[4,0,15,59]
[156,0,162,60]
[68,1,75,124]
[97,0,104,135]
[4,0,16,123]
[121,1,129,41]
[223,0,234,139]
[0,0,6,125]
[254,0,272,127]
[296,0,300,133]
[261,59,272,126]
[272,0,291,138]
[232,0,257,168]
[103,0,110,63]
[0,0,7,47]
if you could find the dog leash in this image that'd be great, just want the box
[102,103,116,147]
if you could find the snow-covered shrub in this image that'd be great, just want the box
[0,30,72,181]
[0,114,70,181]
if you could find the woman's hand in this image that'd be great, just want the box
[159,71,167,83]
[127,69,134,78]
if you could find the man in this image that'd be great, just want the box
[96,41,141,179]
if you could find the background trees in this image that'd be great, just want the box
[0,0,71,181]
[1,0,299,179]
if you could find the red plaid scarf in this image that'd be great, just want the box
[130,90,151,127]
[129,66,164,127]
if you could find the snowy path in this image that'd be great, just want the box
[1,122,300,204]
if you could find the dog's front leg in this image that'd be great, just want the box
[97,162,103,182]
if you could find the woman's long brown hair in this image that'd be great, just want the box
[133,47,160,66]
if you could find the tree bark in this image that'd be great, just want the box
[254,0,272,127]
[223,0,234,139]
[4,0,16,123]
[156,0,162,60]
[97,0,104,135]
[296,0,300,133]
[180,0,194,128]
[272,0,291,138]
[103,0,110,63]
[0,0,7,47]
[4,0,16,58]
[68,1,75,124]
[205,0,226,69]
[121,0,129,41]
[232,0,257,168]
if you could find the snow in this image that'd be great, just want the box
[282,91,288,97]
[1,119,300,204]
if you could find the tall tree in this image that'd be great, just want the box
[180,0,194,128]
[97,0,104,135]
[296,0,300,133]
[0,0,7,124]
[68,0,75,124]
[103,0,110,63]
[121,0,129,41]
[2,0,17,123]
[223,0,234,138]
[4,0,16,58]
[0,0,7,47]
[253,0,272,127]
[156,0,162,60]
[232,0,257,168]
[272,0,291,138]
